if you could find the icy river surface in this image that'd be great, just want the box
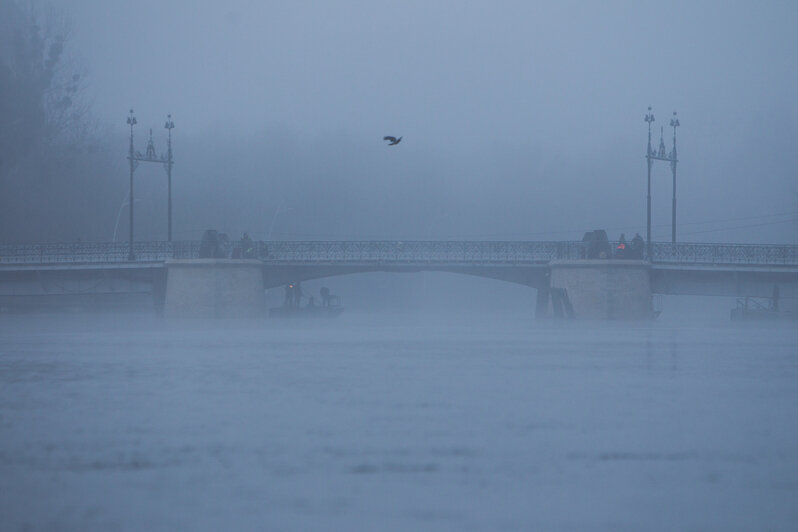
[1,311,797,531]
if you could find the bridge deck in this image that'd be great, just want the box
[1,240,797,267]
[2,241,797,300]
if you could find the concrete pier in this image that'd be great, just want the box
[163,259,264,318]
[549,260,653,319]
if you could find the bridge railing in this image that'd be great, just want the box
[0,241,200,264]
[649,242,798,265]
[1,240,797,266]
[260,240,585,263]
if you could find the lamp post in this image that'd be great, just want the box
[125,110,175,256]
[126,109,137,261]
[644,107,655,258]
[644,106,681,256]
[164,114,175,241]
[669,112,680,243]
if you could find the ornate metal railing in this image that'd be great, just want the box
[261,240,584,263]
[649,242,798,266]
[1,240,797,267]
[0,241,199,264]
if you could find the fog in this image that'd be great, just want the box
[3,0,796,243]
[2,2,798,530]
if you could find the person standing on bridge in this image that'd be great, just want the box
[631,233,644,259]
[241,233,255,259]
[616,234,627,258]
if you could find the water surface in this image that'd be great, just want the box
[1,312,797,531]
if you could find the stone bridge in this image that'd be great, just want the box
[1,240,797,318]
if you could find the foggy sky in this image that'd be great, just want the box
[63,0,797,243]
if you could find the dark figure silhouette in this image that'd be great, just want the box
[293,282,303,307]
[582,230,611,259]
[630,233,645,259]
[241,233,254,258]
[383,136,402,146]
[284,284,295,307]
[320,287,331,307]
[199,229,223,258]
[615,234,627,258]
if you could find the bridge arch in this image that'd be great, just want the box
[261,264,550,290]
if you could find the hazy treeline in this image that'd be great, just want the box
[0,0,119,242]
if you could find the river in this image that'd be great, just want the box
[1,311,797,531]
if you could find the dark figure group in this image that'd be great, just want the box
[283,284,337,308]
[284,282,303,307]
[615,233,645,259]
[320,287,333,307]
[199,229,229,258]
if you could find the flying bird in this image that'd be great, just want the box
[383,136,402,146]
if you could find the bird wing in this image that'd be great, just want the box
[383,136,396,142]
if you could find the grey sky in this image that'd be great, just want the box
[63,0,797,242]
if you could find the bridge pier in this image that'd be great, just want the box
[548,260,654,319]
[163,259,264,318]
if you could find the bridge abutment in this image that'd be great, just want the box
[163,259,264,318]
[548,260,654,319]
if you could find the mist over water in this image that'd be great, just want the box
[2,0,798,529]
[2,310,797,531]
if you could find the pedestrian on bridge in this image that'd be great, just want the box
[630,233,645,259]
[241,233,255,259]
[615,234,627,258]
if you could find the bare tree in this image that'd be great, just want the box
[0,1,117,242]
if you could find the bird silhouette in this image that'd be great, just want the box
[383,136,402,146]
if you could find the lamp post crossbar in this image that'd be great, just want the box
[125,110,175,261]
[644,107,680,258]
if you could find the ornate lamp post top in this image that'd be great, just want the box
[164,114,174,162]
[669,111,680,129]
[669,111,680,163]
[645,106,655,157]
[644,106,655,126]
